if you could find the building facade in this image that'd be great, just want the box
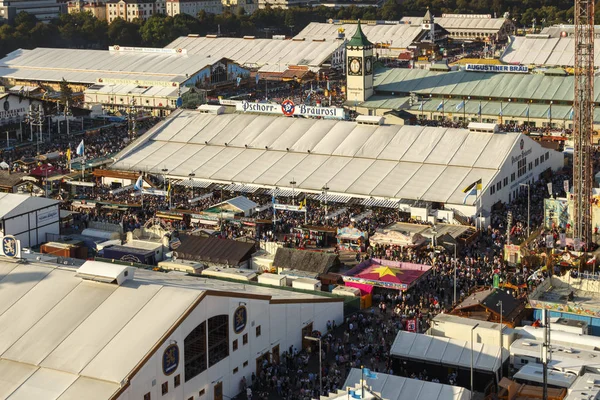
[0,0,64,22]
[67,0,107,19]
[165,0,222,16]
[107,0,156,23]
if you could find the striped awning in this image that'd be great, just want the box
[361,198,400,209]
[175,179,212,189]
[269,188,299,197]
[222,183,261,193]
[316,193,352,204]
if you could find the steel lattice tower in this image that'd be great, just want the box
[573,0,594,246]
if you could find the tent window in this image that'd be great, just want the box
[184,321,207,382]
[208,315,229,367]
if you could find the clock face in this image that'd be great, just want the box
[349,57,362,75]
[365,57,372,74]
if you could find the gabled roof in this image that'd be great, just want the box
[273,247,339,274]
[174,235,255,265]
[454,288,521,318]
[0,193,59,220]
[110,110,528,206]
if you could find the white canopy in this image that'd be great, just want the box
[391,331,506,373]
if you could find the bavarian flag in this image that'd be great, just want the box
[298,199,307,210]
[66,148,71,163]
[462,179,482,194]
[462,179,482,204]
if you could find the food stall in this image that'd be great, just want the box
[337,226,368,252]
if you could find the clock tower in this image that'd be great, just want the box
[346,20,374,103]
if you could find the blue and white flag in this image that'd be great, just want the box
[255,73,260,85]
[455,100,465,111]
[76,140,84,156]
[525,104,530,118]
[569,108,575,119]
[499,103,503,117]
[348,390,361,399]
[327,80,331,91]
[363,368,378,379]
[134,175,143,191]
[236,76,242,87]
[436,101,444,111]
[418,101,424,111]
[478,102,482,116]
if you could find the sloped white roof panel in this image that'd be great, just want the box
[369,162,421,197]
[143,142,186,172]
[3,281,116,366]
[311,122,354,154]
[210,149,264,181]
[40,282,162,375]
[0,264,52,316]
[0,359,37,399]
[189,113,245,145]
[423,166,472,203]
[425,128,469,165]
[226,115,276,147]
[81,286,200,383]
[6,367,78,400]
[282,119,338,152]
[0,268,79,356]
[275,154,329,188]
[332,125,375,157]
[57,377,119,400]
[271,118,320,150]
[154,143,205,174]
[354,125,399,159]
[298,157,353,191]
[346,160,397,196]
[194,147,245,178]
[248,117,297,149]
[395,164,446,199]
[168,146,225,177]
[449,132,493,167]
[473,133,517,169]
[232,151,287,183]
[0,262,17,281]
[378,126,424,161]
[254,153,308,186]
[326,158,376,193]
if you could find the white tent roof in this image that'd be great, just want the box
[165,36,341,71]
[216,195,258,213]
[341,368,471,400]
[294,22,422,50]
[0,259,339,398]
[0,47,230,85]
[391,331,506,373]
[111,110,521,206]
[501,35,600,67]
[0,193,58,219]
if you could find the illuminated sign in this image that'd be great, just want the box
[109,46,187,55]
[466,64,528,73]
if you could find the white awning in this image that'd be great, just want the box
[316,193,352,204]
[222,183,260,193]
[361,197,400,209]
[175,179,212,189]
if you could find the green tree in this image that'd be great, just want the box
[108,18,142,46]
[59,79,73,106]
[379,0,400,20]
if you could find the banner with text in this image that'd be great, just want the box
[233,100,345,120]
[465,64,529,74]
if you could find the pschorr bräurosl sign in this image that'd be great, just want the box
[465,64,529,74]
[235,100,346,119]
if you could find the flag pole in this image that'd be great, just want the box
[361,365,365,398]
[81,154,85,179]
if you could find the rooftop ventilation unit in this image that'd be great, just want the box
[75,260,135,286]
[468,122,500,133]
[356,115,384,125]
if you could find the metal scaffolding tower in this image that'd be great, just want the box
[573,0,595,246]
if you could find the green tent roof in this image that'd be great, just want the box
[347,20,373,48]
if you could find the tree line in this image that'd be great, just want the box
[0,0,596,58]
